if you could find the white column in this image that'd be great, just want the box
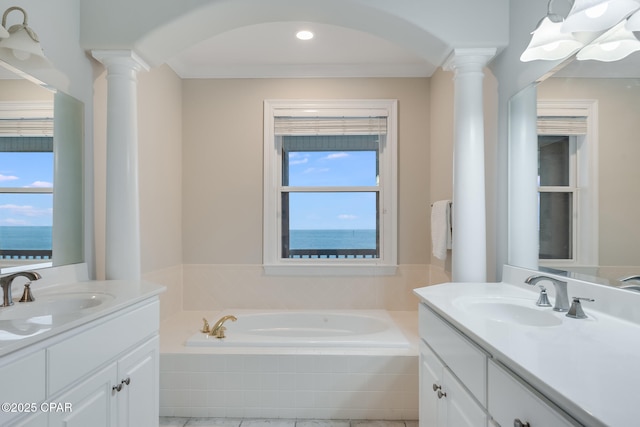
[92,50,149,280]
[443,48,496,283]
[508,84,539,270]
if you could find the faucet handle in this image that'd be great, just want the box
[566,297,595,319]
[536,285,552,307]
[17,283,34,302]
[201,317,210,333]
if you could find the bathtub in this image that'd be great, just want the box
[160,309,419,419]
[185,310,411,348]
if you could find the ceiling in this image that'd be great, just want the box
[166,21,434,79]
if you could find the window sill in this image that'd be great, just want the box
[263,264,398,277]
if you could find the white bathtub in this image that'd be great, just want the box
[185,310,410,348]
[160,309,419,418]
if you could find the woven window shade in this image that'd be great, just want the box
[0,119,53,136]
[275,117,387,136]
[537,116,587,135]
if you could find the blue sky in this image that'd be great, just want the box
[287,150,377,230]
[0,152,54,226]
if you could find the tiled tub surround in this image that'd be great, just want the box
[414,265,640,427]
[160,310,419,419]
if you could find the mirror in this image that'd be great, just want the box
[0,64,84,273]
[509,56,640,285]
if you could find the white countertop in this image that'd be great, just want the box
[0,279,165,358]
[414,270,640,427]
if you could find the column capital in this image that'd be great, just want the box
[91,49,150,73]
[443,48,497,72]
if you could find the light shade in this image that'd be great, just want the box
[577,20,640,60]
[521,17,585,61]
[626,9,640,28]
[562,0,640,32]
[0,7,51,69]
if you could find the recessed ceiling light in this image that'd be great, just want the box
[296,30,314,41]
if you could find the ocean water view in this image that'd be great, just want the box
[0,226,52,250]
[289,229,376,249]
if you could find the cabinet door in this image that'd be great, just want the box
[49,364,117,427]
[488,361,580,427]
[116,335,159,427]
[10,411,47,427]
[420,342,446,427]
[442,369,487,427]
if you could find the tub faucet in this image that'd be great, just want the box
[525,275,569,312]
[0,271,42,307]
[210,315,237,338]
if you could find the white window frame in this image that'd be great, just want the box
[537,99,599,268]
[263,99,398,276]
[0,101,55,270]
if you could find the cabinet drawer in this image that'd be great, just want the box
[488,360,580,427]
[419,303,487,405]
[47,299,159,395]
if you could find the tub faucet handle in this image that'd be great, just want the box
[201,318,210,333]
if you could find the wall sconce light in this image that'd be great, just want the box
[521,16,584,61]
[577,20,640,60]
[522,0,640,62]
[562,0,640,32]
[0,6,51,69]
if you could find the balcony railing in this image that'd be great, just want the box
[287,249,378,259]
[0,249,52,260]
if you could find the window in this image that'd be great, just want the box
[538,135,576,260]
[263,100,398,275]
[537,100,598,267]
[0,102,54,264]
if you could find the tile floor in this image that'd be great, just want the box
[160,418,418,427]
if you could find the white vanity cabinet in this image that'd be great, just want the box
[488,360,579,427]
[1,296,160,427]
[49,336,159,427]
[418,302,579,427]
[419,342,487,427]
[419,304,488,427]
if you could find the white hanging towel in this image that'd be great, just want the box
[431,200,452,260]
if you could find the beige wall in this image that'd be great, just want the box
[538,77,640,268]
[0,80,54,101]
[182,78,431,265]
[94,71,502,312]
[181,78,432,310]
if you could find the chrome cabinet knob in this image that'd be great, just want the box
[112,383,123,392]
[513,419,530,427]
[436,390,447,399]
[121,377,130,386]
[432,383,441,392]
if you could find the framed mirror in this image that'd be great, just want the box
[0,63,84,273]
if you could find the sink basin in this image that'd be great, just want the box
[0,292,114,321]
[455,296,563,327]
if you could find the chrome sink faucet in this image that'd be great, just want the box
[0,271,42,307]
[525,275,569,312]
